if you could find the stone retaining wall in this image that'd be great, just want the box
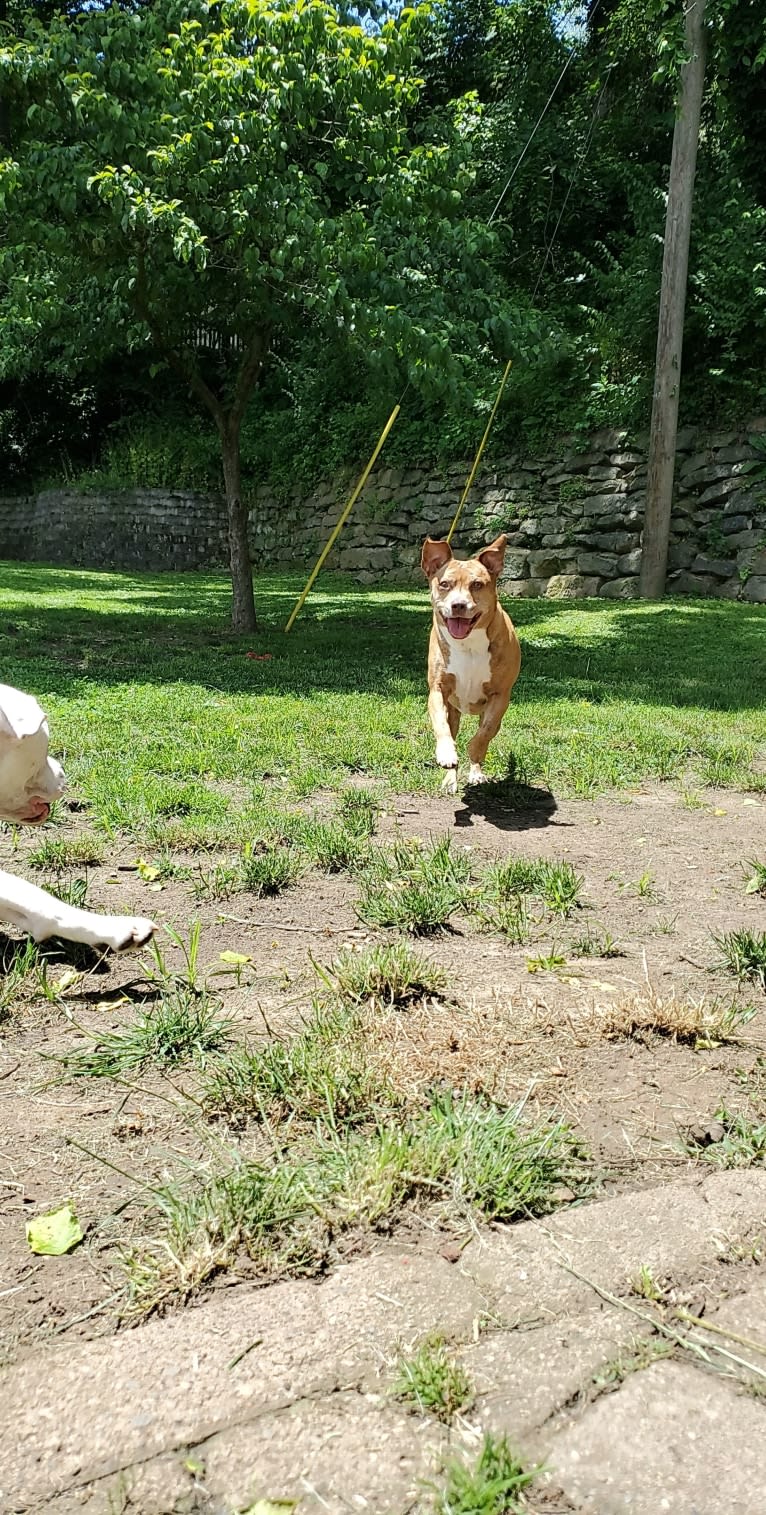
[2,420,765,600]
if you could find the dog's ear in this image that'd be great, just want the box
[476,534,507,579]
[421,538,453,578]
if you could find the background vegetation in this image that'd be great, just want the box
[2,0,765,502]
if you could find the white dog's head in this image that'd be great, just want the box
[0,683,66,824]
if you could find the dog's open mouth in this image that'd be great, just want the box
[443,613,479,640]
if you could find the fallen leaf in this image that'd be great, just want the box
[26,1202,83,1256]
[55,969,83,993]
[219,951,252,966]
[714,808,726,816]
[746,878,762,895]
[147,881,164,893]
[135,858,160,881]
[94,995,129,1012]
[743,799,762,808]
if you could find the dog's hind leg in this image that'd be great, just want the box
[0,871,155,951]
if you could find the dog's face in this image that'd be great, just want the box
[420,535,507,642]
[0,684,65,825]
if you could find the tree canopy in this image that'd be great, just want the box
[1,0,765,613]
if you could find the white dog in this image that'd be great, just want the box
[0,683,155,950]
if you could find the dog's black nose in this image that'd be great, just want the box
[450,599,470,614]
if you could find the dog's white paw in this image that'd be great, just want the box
[99,916,157,952]
[441,768,458,796]
[467,764,489,786]
[436,738,458,769]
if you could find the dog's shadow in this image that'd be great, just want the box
[453,766,560,833]
[0,931,154,982]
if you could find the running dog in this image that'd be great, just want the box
[421,534,521,794]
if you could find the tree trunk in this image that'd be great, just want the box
[221,422,257,633]
[639,0,707,599]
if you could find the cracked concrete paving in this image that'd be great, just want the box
[4,1171,766,1514]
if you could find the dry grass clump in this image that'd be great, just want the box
[594,985,754,1049]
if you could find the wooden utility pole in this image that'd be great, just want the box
[640,0,708,599]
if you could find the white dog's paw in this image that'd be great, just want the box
[436,737,458,770]
[100,916,157,952]
[466,764,489,786]
[441,768,458,796]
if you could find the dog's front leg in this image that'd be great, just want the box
[0,871,156,952]
[466,692,510,784]
[428,689,459,794]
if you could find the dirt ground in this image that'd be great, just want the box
[2,779,765,1383]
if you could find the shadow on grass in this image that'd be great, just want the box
[1,561,765,715]
[0,930,113,975]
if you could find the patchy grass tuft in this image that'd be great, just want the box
[357,836,472,933]
[240,844,303,897]
[42,875,90,909]
[482,856,583,917]
[570,927,624,959]
[28,835,105,870]
[716,929,766,989]
[337,788,379,837]
[745,859,766,897]
[191,862,241,902]
[62,986,230,1078]
[434,1433,536,1515]
[0,938,41,1021]
[298,817,369,874]
[126,1089,584,1315]
[326,941,446,1008]
[202,1001,396,1130]
[393,1335,473,1422]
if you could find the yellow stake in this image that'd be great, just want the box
[446,359,513,545]
[284,402,401,633]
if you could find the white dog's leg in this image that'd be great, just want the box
[0,871,155,951]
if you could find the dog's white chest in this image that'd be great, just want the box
[446,630,491,712]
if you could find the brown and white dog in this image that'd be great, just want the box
[421,534,521,794]
[0,683,155,950]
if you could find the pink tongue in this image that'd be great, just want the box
[446,617,474,640]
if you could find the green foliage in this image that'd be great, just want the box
[393,1335,473,1422]
[357,836,473,933]
[434,1434,536,1514]
[1,0,765,491]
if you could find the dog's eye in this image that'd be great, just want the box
[438,579,451,590]
[470,579,483,592]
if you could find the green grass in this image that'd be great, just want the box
[202,1000,395,1130]
[479,855,583,919]
[690,1107,766,1168]
[571,927,623,958]
[1,565,764,845]
[240,843,304,896]
[325,940,446,1007]
[357,836,473,933]
[434,1434,536,1514]
[28,835,105,870]
[61,985,230,1078]
[745,859,766,897]
[716,929,766,989]
[0,938,42,1021]
[126,1089,584,1314]
[393,1335,473,1422]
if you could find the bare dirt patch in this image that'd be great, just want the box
[1,783,765,1373]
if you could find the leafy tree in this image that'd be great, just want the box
[0,0,504,628]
